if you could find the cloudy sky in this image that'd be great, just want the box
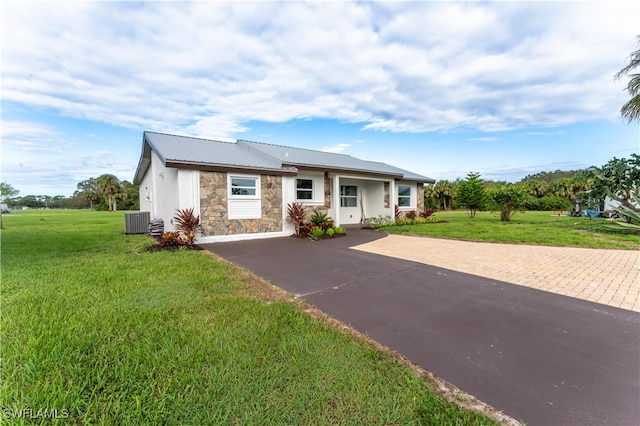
[2,1,639,197]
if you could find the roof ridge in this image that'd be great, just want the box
[237,138,358,159]
[144,130,236,144]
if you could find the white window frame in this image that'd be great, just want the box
[295,172,324,204]
[397,184,412,208]
[296,178,314,201]
[340,185,358,207]
[228,175,260,199]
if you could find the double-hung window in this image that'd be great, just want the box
[296,179,313,200]
[397,185,412,207]
[340,185,358,207]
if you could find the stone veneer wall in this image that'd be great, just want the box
[199,171,282,236]
[417,183,425,210]
[384,182,390,208]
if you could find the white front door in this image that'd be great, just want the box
[340,184,361,224]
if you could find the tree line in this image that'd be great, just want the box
[1,174,139,211]
[424,155,639,221]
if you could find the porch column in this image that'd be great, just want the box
[389,179,396,213]
[333,174,340,226]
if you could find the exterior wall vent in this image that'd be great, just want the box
[124,211,151,234]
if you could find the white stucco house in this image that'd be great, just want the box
[133,131,435,243]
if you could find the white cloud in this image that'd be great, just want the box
[2,121,68,153]
[2,1,638,140]
[1,120,135,195]
[322,143,351,154]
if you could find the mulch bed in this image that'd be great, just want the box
[292,233,347,241]
[146,244,204,252]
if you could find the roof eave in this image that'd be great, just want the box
[165,160,299,176]
[133,133,157,184]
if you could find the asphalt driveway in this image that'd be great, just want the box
[203,228,640,426]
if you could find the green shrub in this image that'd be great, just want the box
[333,226,346,235]
[365,216,394,228]
[308,227,325,239]
[488,184,527,221]
[523,196,572,211]
[310,211,334,230]
[326,227,335,236]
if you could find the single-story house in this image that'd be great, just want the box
[133,131,435,243]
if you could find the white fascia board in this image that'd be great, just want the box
[327,172,392,182]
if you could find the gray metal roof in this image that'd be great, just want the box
[238,139,434,182]
[134,131,434,184]
[145,132,282,170]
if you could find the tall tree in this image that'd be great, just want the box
[0,182,19,202]
[118,180,140,210]
[97,174,122,212]
[456,172,486,218]
[588,155,640,212]
[76,178,100,210]
[1,182,20,229]
[615,36,640,122]
[433,180,456,211]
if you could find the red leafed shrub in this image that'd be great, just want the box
[160,231,187,248]
[419,208,434,218]
[173,208,203,247]
[405,210,417,220]
[287,202,306,235]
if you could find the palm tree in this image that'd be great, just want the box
[433,180,456,210]
[548,179,570,198]
[97,174,121,212]
[615,36,640,123]
[522,179,549,198]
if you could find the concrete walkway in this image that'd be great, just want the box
[352,235,640,312]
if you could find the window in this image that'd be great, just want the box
[228,174,261,219]
[296,178,313,200]
[230,177,257,196]
[398,185,412,207]
[340,185,358,207]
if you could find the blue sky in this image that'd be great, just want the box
[2,1,639,197]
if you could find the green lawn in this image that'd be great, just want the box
[383,211,640,249]
[1,210,498,425]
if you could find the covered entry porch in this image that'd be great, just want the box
[327,173,414,226]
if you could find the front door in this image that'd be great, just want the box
[340,184,361,224]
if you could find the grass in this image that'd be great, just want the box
[383,210,640,249]
[1,210,498,425]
